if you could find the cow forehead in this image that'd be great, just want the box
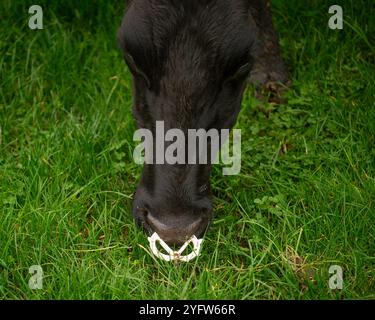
[122,0,253,61]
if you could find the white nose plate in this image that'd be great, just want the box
[148,232,203,262]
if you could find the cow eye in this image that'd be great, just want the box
[225,61,252,83]
[233,62,252,79]
[123,52,151,88]
[236,62,252,76]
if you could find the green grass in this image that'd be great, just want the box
[0,0,374,299]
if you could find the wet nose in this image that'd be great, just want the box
[145,212,204,245]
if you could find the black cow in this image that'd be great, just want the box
[118,0,288,245]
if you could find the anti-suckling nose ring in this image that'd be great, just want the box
[148,232,203,262]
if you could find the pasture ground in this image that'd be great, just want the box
[0,0,374,299]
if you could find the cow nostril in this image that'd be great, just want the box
[134,206,148,220]
[134,206,153,232]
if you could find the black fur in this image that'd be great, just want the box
[118,0,288,244]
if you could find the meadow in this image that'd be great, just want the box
[0,0,374,299]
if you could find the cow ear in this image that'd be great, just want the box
[123,52,151,88]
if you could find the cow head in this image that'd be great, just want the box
[118,0,254,244]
